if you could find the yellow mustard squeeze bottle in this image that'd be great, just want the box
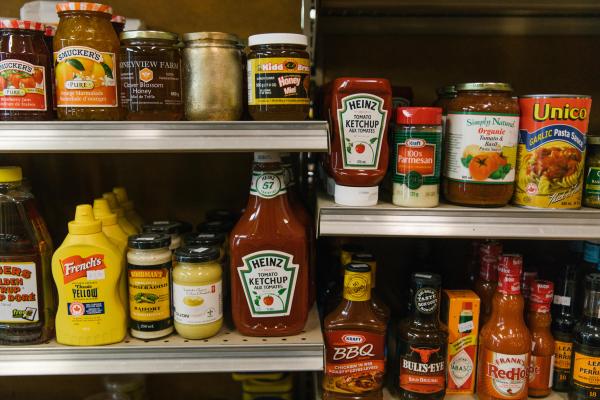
[52,204,127,345]
[93,198,128,310]
[113,187,144,231]
[102,192,138,236]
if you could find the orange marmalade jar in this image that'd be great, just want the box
[54,2,121,120]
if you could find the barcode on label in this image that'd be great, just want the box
[87,269,105,280]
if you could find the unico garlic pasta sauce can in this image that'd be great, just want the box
[514,95,592,209]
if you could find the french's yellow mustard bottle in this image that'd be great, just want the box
[113,187,144,231]
[102,192,138,236]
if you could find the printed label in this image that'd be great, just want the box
[554,340,572,370]
[0,59,47,111]
[323,330,385,395]
[553,295,571,307]
[60,254,105,284]
[415,288,438,314]
[342,271,370,302]
[250,170,287,199]
[128,262,172,332]
[478,348,529,398]
[514,97,591,209]
[572,352,600,387]
[338,94,388,170]
[586,166,600,196]
[60,255,109,322]
[119,56,182,108]
[54,46,118,107]
[237,250,298,317]
[173,280,222,325]
[449,347,475,389]
[0,262,39,323]
[398,339,446,394]
[393,132,441,190]
[529,354,554,390]
[247,57,310,105]
[445,112,519,184]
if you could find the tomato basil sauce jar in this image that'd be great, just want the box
[0,20,53,120]
[247,33,311,121]
[443,82,520,207]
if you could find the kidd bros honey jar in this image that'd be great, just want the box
[514,95,592,209]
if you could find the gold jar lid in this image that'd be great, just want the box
[589,135,600,145]
[182,31,239,44]
[120,30,179,41]
[456,82,513,92]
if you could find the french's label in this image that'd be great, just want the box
[247,57,310,105]
[478,348,529,398]
[237,250,298,318]
[61,254,106,284]
[0,59,47,111]
[250,170,287,199]
[0,262,39,323]
[338,94,387,170]
[323,330,385,395]
[398,339,446,394]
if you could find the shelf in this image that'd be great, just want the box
[0,307,324,376]
[317,193,600,239]
[0,121,329,153]
[384,388,568,400]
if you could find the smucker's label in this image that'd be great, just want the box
[247,57,310,105]
[0,59,47,111]
[128,262,172,332]
[0,262,39,323]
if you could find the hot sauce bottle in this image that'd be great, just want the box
[477,254,531,400]
[351,252,390,322]
[570,273,600,400]
[527,280,555,398]
[230,152,309,336]
[323,263,386,400]
[474,254,498,326]
[396,272,447,399]
[551,264,577,392]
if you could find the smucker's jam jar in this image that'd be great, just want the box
[120,31,183,121]
[247,33,310,121]
[443,83,520,207]
[54,2,122,121]
[0,20,53,121]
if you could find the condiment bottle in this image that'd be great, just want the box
[173,246,223,339]
[183,232,226,263]
[392,107,443,208]
[351,252,390,322]
[396,272,447,399]
[126,233,173,340]
[323,263,387,399]
[328,77,393,206]
[527,280,555,398]
[522,269,539,307]
[142,220,184,250]
[54,2,121,120]
[112,187,144,231]
[570,273,600,399]
[551,264,577,392]
[576,240,600,317]
[198,219,234,250]
[52,204,126,345]
[584,136,600,207]
[0,166,54,344]
[473,255,498,327]
[102,192,138,236]
[477,254,531,400]
[230,152,310,336]
[0,20,53,120]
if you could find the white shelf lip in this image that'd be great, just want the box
[0,307,324,376]
[317,194,600,239]
[0,121,329,153]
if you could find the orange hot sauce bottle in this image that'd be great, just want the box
[477,254,531,400]
[473,240,502,326]
[527,280,555,398]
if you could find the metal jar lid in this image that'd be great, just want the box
[174,246,221,263]
[182,31,239,44]
[128,233,171,250]
[456,82,513,92]
[120,30,179,41]
[588,135,600,145]
[519,94,592,99]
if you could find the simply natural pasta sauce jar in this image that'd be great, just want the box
[513,95,592,209]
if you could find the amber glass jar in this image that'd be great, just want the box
[247,33,310,121]
[443,83,520,207]
[0,20,53,121]
[54,2,122,120]
[120,31,183,121]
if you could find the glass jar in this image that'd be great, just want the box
[182,32,242,121]
[111,15,125,36]
[126,233,173,340]
[103,374,146,400]
[182,232,226,261]
[54,2,121,120]
[173,246,223,339]
[0,20,53,120]
[584,136,600,208]
[120,31,183,121]
[443,82,520,207]
[392,107,443,207]
[142,220,187,250]
[247,33,310,121]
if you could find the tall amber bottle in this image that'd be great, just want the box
[527,280,555,398]
[477,254,531,400]
[473,255,498,326]
[351,252,390,322]
[230,152,309,336]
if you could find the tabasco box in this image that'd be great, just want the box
[442,290,480,394]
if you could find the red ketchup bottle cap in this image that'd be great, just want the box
[396,107,442,125]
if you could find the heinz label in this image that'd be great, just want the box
[0,59,47,111]
[54,46,118,107]
[478,348,529,398]
[238,250,298,318]
[323,330,385,395]
[338,94,388,170]
[0,262,39,323]
[514,96,592,209]
[250,170,287,199]
[398,339,446,394]
[247,57,310,106]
